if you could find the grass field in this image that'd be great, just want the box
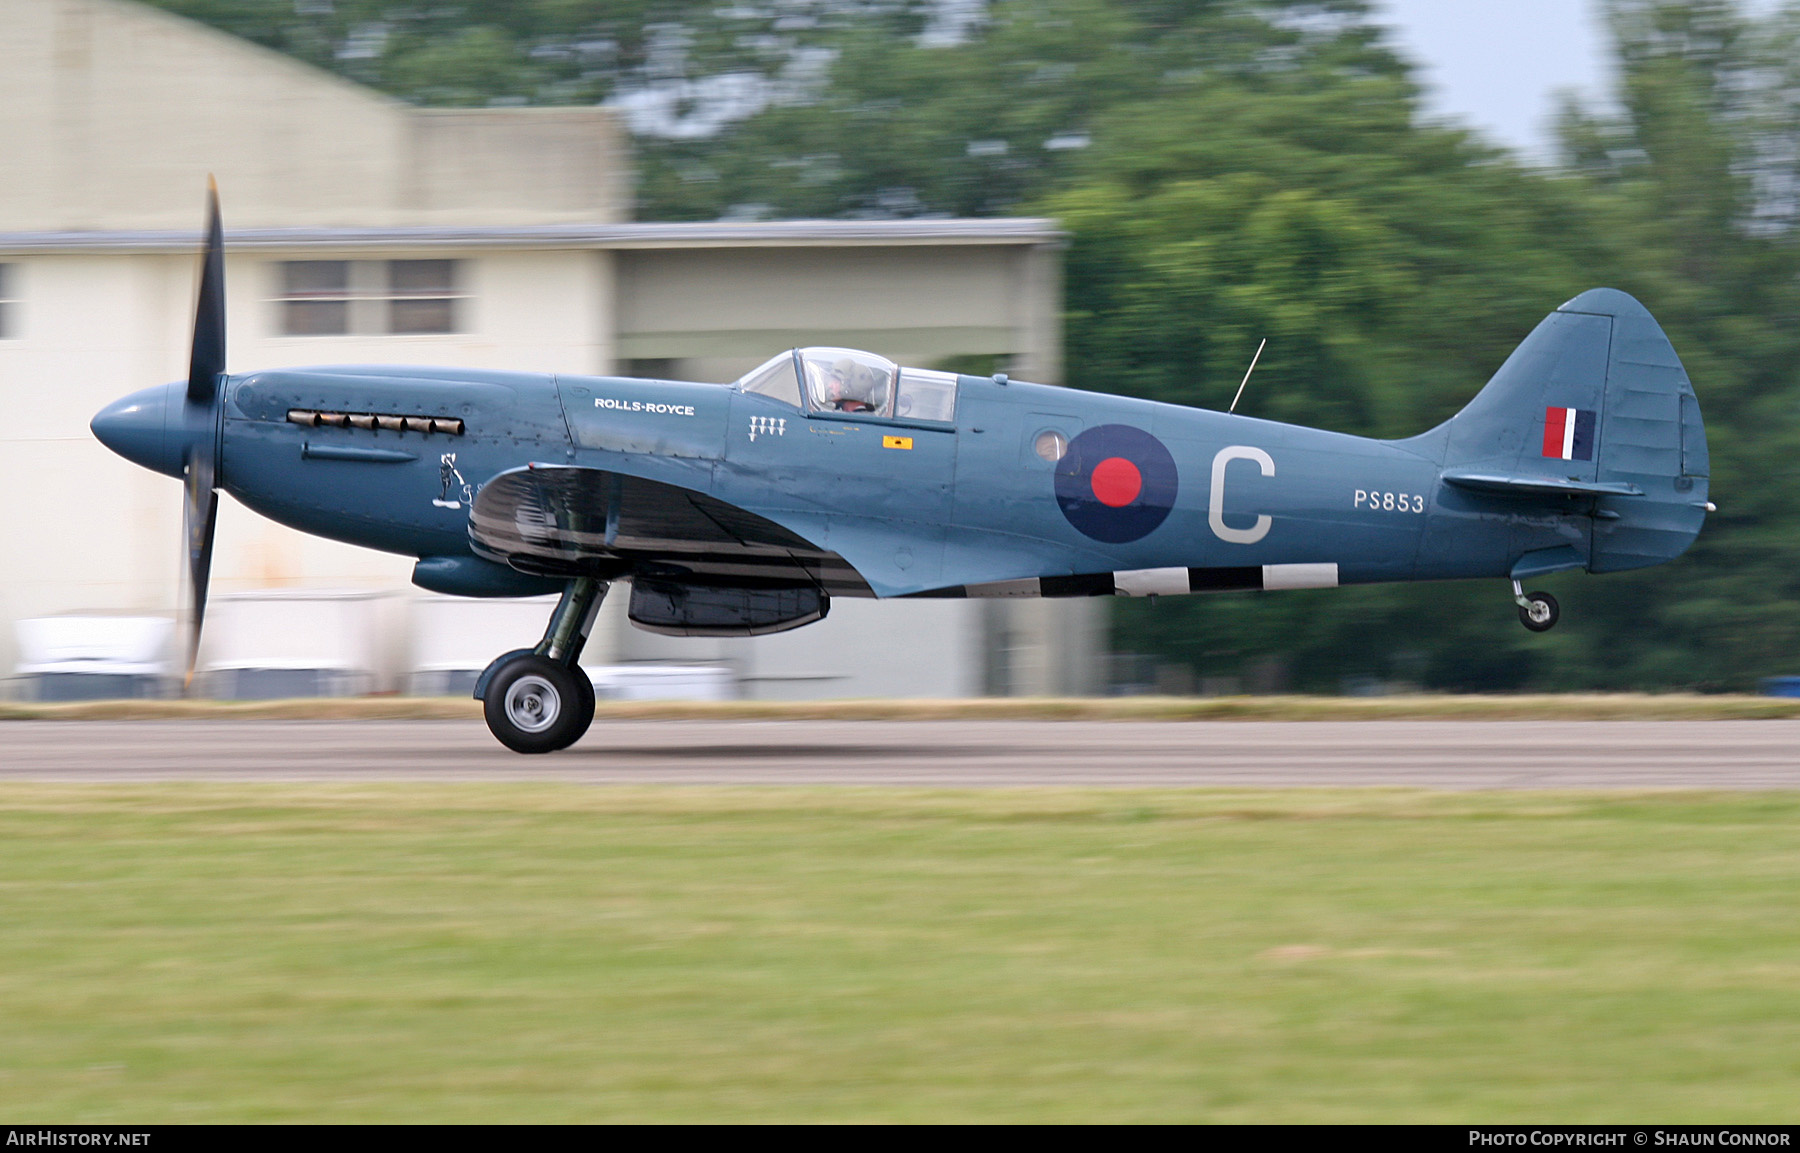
[3,785,1799,1122]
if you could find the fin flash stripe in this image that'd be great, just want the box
[1542,407,1595,462]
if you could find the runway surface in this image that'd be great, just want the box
[3,718,1800,787]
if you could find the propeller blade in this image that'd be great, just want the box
[187,178,225,405]
[180,179,225,690]
[182,445,218,689]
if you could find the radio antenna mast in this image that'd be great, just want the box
[1229,338,1266,414]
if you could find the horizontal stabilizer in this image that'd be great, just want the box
[1442,471,1644,499]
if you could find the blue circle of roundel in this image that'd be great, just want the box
[1053,424,1179,544]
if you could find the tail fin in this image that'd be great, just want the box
[1439,288,1710,574]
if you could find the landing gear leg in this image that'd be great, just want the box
[481,577,607,753]
[1513,579,1559,633]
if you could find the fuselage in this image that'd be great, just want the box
[95,361,1591,599]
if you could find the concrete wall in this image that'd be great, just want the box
[0,252,190,652]
[0,0,627,229]
[616,246,1028,364]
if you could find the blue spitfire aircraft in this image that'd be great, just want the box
[92,188,1713,752]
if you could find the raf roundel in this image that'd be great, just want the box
[1053,424,1179,544]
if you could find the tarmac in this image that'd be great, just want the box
[3,718,1800,788]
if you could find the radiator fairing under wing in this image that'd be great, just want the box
[628,579,828,636]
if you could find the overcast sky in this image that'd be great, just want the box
[1375,0,1612,163]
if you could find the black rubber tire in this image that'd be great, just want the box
[1518,590,1560,632]
[566,668,597,749]
[483,655,587,754]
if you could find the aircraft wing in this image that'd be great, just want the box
[468,463,873,595]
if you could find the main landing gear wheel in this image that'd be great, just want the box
[1517,590,1560,632]
[483,655,591,754]
[478,576,608,754]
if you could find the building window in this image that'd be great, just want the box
[280,261,350,336]
[388,260,458,334]
[276,259,464,336]
[0,264,17,339]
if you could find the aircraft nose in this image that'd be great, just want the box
[91,382,185,479]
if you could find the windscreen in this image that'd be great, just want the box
[735,352,803,407]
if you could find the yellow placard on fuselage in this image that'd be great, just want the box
[882,435,914,450]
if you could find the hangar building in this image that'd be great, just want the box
[0,0,1102,698]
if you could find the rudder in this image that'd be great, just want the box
[1582,289,1710,572]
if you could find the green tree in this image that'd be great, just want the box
[637,1,1401,220]
[142,2,936,107]
[1531,0,1800,690]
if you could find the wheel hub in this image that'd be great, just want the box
[504,674,561,733]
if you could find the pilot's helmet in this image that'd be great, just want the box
[861,368,889,409]
[828,358,870,407]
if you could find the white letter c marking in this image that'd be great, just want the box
[1210,445,1274,544]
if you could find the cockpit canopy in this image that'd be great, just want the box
[735,347,958,422]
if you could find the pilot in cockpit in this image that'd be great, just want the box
[823,357,888,413]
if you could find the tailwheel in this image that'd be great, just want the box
[1515,585,1560,633]
[483,654,591,754]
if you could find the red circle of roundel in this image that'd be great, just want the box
[1090,457,1142,507]
[1053,424,1179,544]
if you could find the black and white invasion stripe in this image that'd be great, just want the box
[909,563,1340,599]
